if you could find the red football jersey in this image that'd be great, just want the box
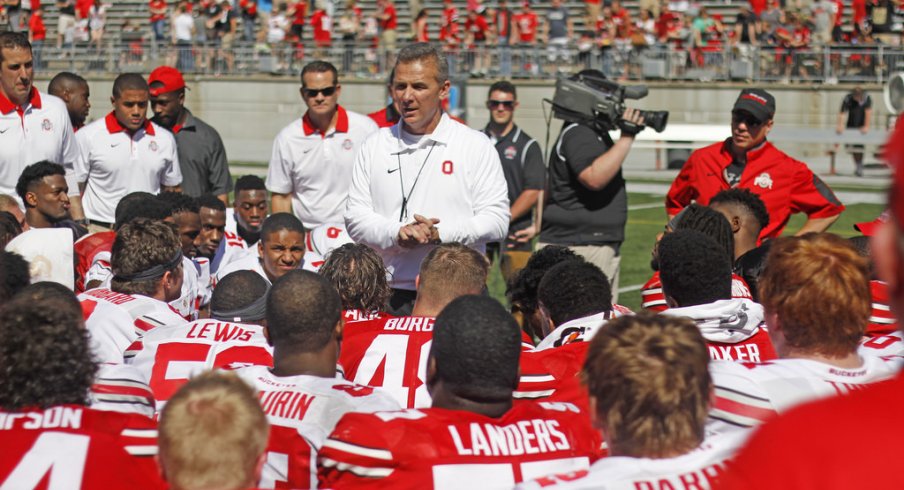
[74,231,115,293]
[867,280,898,337]
[0,405,163,489]
[339,316,435,409]
[516,342,591,414]
[514,12,538,42]
[318,402,602,489]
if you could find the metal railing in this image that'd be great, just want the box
[33,39,904,83]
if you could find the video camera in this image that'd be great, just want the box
[551,71,668,133]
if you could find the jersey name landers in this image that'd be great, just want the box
[318,401,603,490]
[708,356,904,431]
[234,366,399,489]
[129,319,273,412]
[339,316,436,409]
[80,288,187,364]
[0,405,163,490]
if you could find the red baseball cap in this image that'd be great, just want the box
[148,66,186,96]
[854,210,889,237]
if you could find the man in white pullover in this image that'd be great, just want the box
[344,42,509,315]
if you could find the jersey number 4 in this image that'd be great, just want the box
[352,335,431,408]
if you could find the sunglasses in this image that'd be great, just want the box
[731,112,765,127]
[302,86,338,98]
[487,100,515,109]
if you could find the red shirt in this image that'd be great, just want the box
[318,403,603,489]
[867,280,898,337]
[666,139,845,239]
[465,14,489,42]
[0,405,164,489]
[514,11,538,42]
[853,0,867,24]
[311,9,331,44]
[749,0,766,15]
[149,0,166,22]
[440,5,459,41]
[76,0,92,18]
[74,230,116,293]
[716,371,904,489]
[516,342,592,414]
[29,14,46,40]
[368,105,399,128]
[380,2,397,30]
[339,316,435,409]
[833,0,844,26]
[292,0,306,26]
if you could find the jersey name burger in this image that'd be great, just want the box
[448,418,571,456]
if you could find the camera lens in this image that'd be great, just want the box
[639,110,669,133]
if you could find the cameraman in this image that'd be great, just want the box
[539,70,644,302]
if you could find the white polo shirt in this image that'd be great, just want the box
[344,113,510,290]
[75,112,181,223]
[266,105,378,229]
[0,88,78,202]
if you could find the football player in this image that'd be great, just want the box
[708,233,902,434]
[233,270,399,489]
[338,242,489,408]
[319,243,393,322]
[319,295,602,488]
[130,270,273,413]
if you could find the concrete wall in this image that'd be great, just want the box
[49,76,890,165]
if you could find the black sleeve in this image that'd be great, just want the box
[521,139,546,190]
[864,94,872,110]
[839,94,851,113]
[560,124,609,177]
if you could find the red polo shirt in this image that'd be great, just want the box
[666,139,845,239]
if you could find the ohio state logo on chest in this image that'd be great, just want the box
[504,145,517,160]
[753,172,772,189]
[442,160,454,175]
[342,138,353,150]
[148,140,159,152]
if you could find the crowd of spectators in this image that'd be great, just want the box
[1,0,903,79]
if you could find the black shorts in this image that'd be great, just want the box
[291,23,304,39]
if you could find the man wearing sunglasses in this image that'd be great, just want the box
[483,80,544,281]
[267,60,378,230]
[666,88,844,239]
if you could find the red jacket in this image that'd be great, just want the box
[666,139,844,239]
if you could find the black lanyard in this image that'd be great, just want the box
[397,141,437,222]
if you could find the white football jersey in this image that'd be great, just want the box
[859,332,904,358]
[302,223,354,272]
[129,319,273,412]
[516,431,746,490]
[79,288,187,364]
[708,356,903,432]
[535,310,627,351]
[234,365,400,489]
[90,363,156,418]
[215,252,269,284]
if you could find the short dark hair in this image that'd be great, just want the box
[673,204,735,262]
[658,229,732,307]
[431,295,521,402]
[157,191,200,216]
[0,32,31,64]
[266,270,341,352]
[488,80,517,99]
[319,243,390,317]
[114,192,171,230]
[197,193,226,212]
[261,213,305,243]
[16,281,82,318]
[111,218,183,296]
[16,161,65,204]
[507,246,581,317]
[234,175,267,194]
[212,270,270,317]
[0,211,22,249]
[0,251,30,303]
[48,71,87,97]
[0,293,97,409]
[709,189,770,232]
[538,260,612,326]
[396,43,449,83]
[301,60,339,86]
[112,73,149,98]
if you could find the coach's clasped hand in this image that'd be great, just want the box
[398,214,441,248]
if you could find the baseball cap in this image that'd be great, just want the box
[854,210,889,237]
[148,66,186,97]
[732,88,776,123]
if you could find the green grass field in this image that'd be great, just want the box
[487,192,886,312]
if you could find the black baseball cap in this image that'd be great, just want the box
[732,88,776,123]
